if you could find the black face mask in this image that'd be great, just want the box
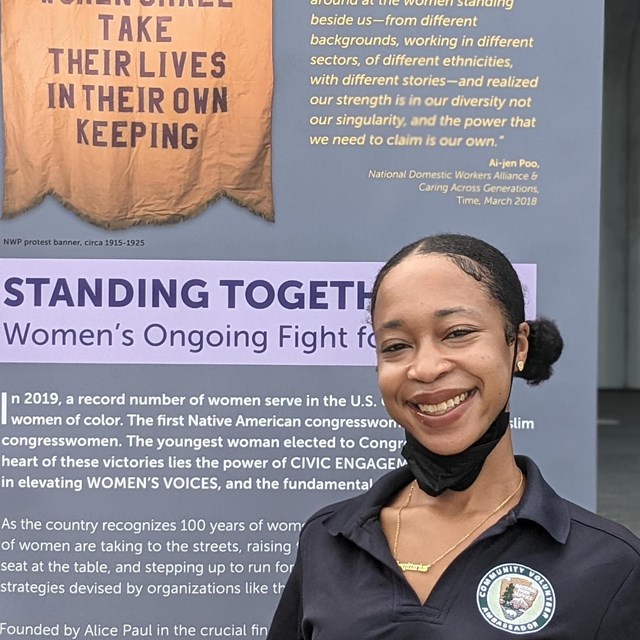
[401,411,511,497]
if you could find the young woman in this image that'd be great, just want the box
[267,234,640,639]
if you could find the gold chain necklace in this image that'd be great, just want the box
[393,470,524,573]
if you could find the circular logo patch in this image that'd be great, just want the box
[476,563,555,635]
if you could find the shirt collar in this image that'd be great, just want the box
[513,455,571,543]
[322,455,570,544]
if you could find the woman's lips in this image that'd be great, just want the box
[410,388,477,417]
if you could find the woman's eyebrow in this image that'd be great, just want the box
[434,306,481,318]
[377,307,481,329]
[377,319,403,330]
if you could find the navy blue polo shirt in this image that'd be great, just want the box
[267,456,640,639]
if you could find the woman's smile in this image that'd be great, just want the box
[410,388,477,417]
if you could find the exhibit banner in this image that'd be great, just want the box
[0,259,536,365]
[0,0,603,638]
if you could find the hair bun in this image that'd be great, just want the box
[518,317,563,385]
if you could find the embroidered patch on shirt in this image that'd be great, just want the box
[476,563,555,635]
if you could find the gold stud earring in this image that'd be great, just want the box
[516,361,525,372]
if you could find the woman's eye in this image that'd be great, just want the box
[446,328,474,339]
[381,342,409,354]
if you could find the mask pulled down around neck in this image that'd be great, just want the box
[401,411,511,497]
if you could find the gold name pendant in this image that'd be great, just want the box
[397,562,431,573]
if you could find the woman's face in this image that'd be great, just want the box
[373,253,528,456]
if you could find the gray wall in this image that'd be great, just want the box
[600,0,640,388]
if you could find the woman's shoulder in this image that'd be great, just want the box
[302,495,363,529]
[299,466,413,540]
[518,455,640,558]
[564,498,640,558]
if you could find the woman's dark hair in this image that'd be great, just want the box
[370,234,563,385]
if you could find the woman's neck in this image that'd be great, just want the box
[407,434,523,515]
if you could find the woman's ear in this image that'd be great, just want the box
[514,322,530,372]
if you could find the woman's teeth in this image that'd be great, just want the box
[417,390,471,415]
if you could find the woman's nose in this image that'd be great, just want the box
[407,345,453,383]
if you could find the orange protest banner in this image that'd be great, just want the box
[1,0,274,228]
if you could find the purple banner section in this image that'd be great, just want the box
[0,260,536,365]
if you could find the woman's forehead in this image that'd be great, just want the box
[379,253,484,292]
[373,254,497,320]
